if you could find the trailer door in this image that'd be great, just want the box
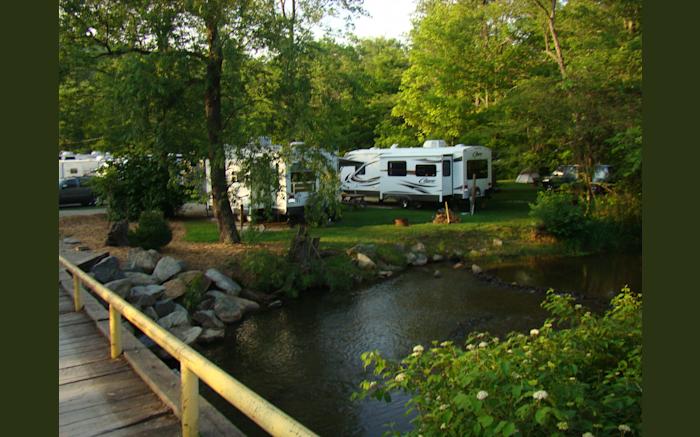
[442,156,453,198]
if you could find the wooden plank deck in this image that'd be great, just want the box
[59,289,181,436]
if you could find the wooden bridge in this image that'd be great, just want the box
[58,250,317,437]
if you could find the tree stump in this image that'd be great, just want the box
[288,225,321,266]
[394,218,409,227]
[105,220,130,246]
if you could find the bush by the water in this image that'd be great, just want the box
[128,211,173,250]
[239,250,360,297]
[91,151,189,221]
[529,191,587,242]
[356,289,642,436]
[529,190,642,251]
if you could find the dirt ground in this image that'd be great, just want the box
[58,214,254,275]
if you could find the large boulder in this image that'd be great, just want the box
[91,256,125,284]
[214,299,243,323]
[153,256,184,283]
[355,253,377,270]
[406,252,428,267]
[143,306,159,321]
[170,326,202,345]
[104,278,133,298]
[192,310,225,329]
[124,271,158,286]
[176,271,211,294]
[162,278,188,300]
[126,248,160,273]
[197,328,225,344]
[128,285,165,308]
[205,269,242,296]
[471,264,483,274]
[157,310,189,329]
[105,220,129,247]
[230,296,260,313]
[153,300,176,318]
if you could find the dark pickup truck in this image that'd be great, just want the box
[59,176,97,206]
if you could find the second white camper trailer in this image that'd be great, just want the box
[339,140,492,207]
[205,141,338,220]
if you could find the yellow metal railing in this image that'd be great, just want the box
[59,255,317,437]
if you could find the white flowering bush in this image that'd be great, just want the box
[355,288,642,436]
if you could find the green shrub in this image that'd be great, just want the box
[91,151,190,221]
[240,250,294,293]
[128,210,173,250]
[181,275,206,312]
[356,289,642,436]
[529,191,588,243]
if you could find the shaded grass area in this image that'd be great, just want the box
[183,182,559,260]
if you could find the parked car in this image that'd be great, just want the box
[59,176,97,206]
[541,164,613,193]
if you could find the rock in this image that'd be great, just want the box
[192,310,225,329]
[230,296,260,313]
[205,269,242,296]
[154,300,176,318]
[126,248,160,273]
[355,253,377,270]
[214,298,243,323]
[124,271,158,285]
[153,256,184,283]
[453,262,465,270]
[173,303,188,314]
[492,238,503,247]
[128,285,165,308]
[268,300,283,309]
[240,289,271,304]
[432,254,444,262]
[170,326,202,345]
[76,245,91,251]
[410,252,428,266]
[197,297,216,311]
[405,252,417,265]
[143,306,159,320]
[158,310,189,329]
[63,237,80,245]
[433,270,442,278]
[411,242,426,253]
[176,271,211,294]
[197,328,225,343]
[346,244,377,257]
[471,264,483,274]
[104,278,133,298]
[105,220,130,247]
[91,256,125,284]
[163,278,188,300]
[378,270,393,279]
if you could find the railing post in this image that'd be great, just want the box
[181,363,200,437]
[72,274,83,312]
[109,304,122,359]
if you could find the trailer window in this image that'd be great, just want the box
[291,171,316,193]
[415,164,436,177]
[467,159,489,180]
[388,161,407,176]
[442,160,451,176]
[355,164,366,175]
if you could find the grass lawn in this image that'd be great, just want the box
[183,182,560,260]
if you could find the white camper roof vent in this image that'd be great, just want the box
[423,139,447,148]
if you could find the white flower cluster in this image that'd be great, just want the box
[532,390,548,401]
[618,424,631,433]
[478,341,488,348]
[466,344,475,351]
[439,404,448,411]
[582,432,595,437]
[476,390,489,400]
[395,373,406,383]
[530,328,540,336]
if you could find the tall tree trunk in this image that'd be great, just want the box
[205,19,241,244]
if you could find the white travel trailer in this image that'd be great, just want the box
[340,140,492,207]
[58,151,112,179]
[205,141,338,220]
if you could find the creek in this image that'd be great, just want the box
[198,253,641,436]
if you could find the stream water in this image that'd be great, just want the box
[197,253,641,436]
